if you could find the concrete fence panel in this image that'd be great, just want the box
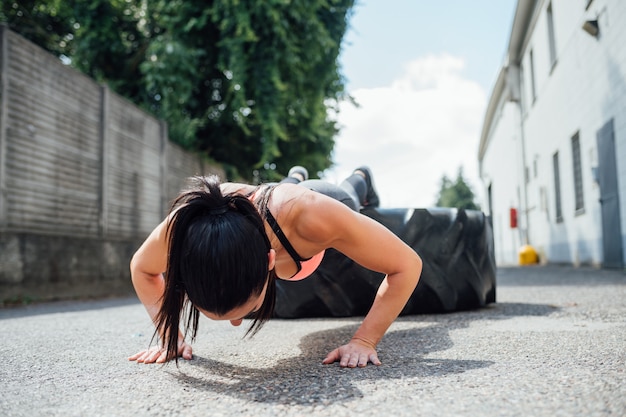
[0,26,223,303]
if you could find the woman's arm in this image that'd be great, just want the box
[130,219,168,323]
[291,189,423,367]
[128,219,192,363]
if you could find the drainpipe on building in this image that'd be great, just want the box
[518,108,531,247]
[508,64,539,264]
[506,65,530,245]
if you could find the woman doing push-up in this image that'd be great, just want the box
[129,167,422,368]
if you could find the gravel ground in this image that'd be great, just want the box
[1,265,625,417]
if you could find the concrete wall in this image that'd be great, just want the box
[480,0,626,267]
[0,27,223,303]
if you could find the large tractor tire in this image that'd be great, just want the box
[273,207,496,318]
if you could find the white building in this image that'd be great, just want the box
[478,0,625,268]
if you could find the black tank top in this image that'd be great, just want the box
[264,208,310,275]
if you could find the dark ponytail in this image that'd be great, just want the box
[154,175,275,363]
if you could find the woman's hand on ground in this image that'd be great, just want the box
[128,340,193,364]
[322,338,381,368]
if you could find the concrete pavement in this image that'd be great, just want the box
[1,266,625,416]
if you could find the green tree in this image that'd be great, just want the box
[0,0,75,57]
[2,0,156,111]
[70,0,151,104]
[2,0,354,181]
[435,168,481,210]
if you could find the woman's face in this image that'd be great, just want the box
[197,249,274,327]
[198,280,268,327]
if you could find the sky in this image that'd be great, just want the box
[322,0,518,208]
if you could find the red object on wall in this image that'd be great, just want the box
[510,208,518,229]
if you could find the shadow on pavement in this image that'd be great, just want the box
[171,300,557,406]
[0,296,139,320]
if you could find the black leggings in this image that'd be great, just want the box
[280,174,367,211]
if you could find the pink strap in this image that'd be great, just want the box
[287,251,325,281]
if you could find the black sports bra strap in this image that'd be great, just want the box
[264,209,304,273]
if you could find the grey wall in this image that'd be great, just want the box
[0,26,223,303]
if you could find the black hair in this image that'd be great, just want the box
[154,175,276,363]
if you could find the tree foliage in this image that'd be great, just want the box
[1,0,73,52]
[435,168,480,210]
[1,0,354,181]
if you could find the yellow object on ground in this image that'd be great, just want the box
[519,245,539,265]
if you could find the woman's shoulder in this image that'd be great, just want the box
[273,184,354,233]
[220,182,257,196]
[269,183,313,209]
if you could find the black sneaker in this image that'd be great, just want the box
[355,166,379,207]
[288,166,309,182]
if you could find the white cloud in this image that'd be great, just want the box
[323,54,487,209]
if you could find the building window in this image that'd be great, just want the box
[553,151,563,222]
[529,49,537,102]
[571,132,584,211]
[547,3,557,69]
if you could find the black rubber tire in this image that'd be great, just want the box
[273,207,496,318]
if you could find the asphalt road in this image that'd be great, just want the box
[1,266,625,417]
